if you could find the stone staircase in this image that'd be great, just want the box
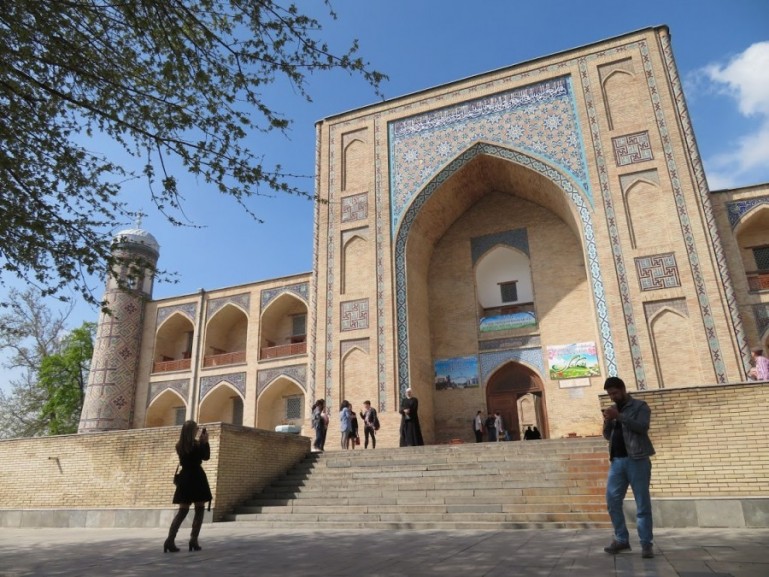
[225,438,612,530]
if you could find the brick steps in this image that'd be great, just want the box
[225,438,611,530]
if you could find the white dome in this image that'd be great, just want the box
[114,228,160,253]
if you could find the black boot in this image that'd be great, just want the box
[164,507,189,552]
[189,505,205,551]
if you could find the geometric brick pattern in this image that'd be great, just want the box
[200,372,246,400]
[612,131,653,166]
[260,282,309,311]
[156,302,197,327]
[148,379,190,406]
[257,364,307,396]
[341,298,369,332]
[471,228,529,264]
[341,192,368,223]
[479,348,545,384]
[207,293,250,320]
[635,253,681,291]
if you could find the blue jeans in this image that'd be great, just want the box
[605,457,653,546]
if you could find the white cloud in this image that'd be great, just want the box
[700,41,769,189]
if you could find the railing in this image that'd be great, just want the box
[202,350,246,368]
[260,342,307,360]
[152,358,192,373]
[747,271,769,292]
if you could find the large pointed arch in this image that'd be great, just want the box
[393,142,616,396]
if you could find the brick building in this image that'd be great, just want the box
[79,25,769,447]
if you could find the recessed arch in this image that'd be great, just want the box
[203,303,248,367]
[256,376,305,433]
[486,361,548,441]
[145,388,187,428]
[153,312,195,373]
[394,142,616,399]
[259,292,308,360]
[198,381,244,425]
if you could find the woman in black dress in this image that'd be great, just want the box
[164,420,213,553]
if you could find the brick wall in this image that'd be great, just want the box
[0,423,309,521]
[600,382,769,497]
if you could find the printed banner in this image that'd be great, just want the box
[547,342,601,380]
[434,356,480,390]
[479,311,536,332]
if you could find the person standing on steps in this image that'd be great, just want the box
[339,400,352,450]
[360,400,378,449]
[399,388,424,446]
[473,410,483,443]
[165,420,212,553]
[311,399,328,452]
[602,376,656,559]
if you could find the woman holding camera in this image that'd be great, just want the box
[164,420,212,553]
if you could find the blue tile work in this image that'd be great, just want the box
[199,372,246,400]
[644,38,729,382]
[156,303,197,327]
[374,118,387,412]
[753,303,769,339]
[471,229,529,264]
[260,282,310,311]
[659,32,749,373]
[635,253,682,291]
[578,55,648,389]
[206,293,250,321]
[389,77,592,233]
[479,348,545,384]
[257,365,307,396]
[479,335,541,351]
[727,196,769,228]
[612,131,653,166]
[393,142,617,398]
[148,379,189,406]
[309,124,322,405]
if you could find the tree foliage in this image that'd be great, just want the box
[0,1,385,305]
[0,288,94,438]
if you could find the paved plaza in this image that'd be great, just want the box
[1,525,768,576]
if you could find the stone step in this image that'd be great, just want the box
[242,493,606,507]
[236,502,607,515]
[227,511,611,524]
[224,519,614,530]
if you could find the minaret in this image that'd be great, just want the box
[78,223,159,432]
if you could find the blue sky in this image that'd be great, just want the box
[2,0,769,391]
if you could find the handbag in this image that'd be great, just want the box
[173,464,181,486]
[355,436,360,445]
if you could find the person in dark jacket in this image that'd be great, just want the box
[164,420,213,553]
[602,377,656,559]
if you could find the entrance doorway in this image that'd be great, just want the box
[486,361,548,440]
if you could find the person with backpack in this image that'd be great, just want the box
[360,400,379,449]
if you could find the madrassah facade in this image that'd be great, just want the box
[78,26,769,447]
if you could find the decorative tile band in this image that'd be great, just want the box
[207,293,250,321]
[374,116,387,412]
[148,379,190,406]
[471,228,529,264]
[260,282,310,310]
[726,196,769,228]
[479,348,545,384]
[479,335,542,351]
[157,303,197,327]
[394,142,617,398]
[612,131,653,166]
[341,192,369,223]
[647,37,730,382]
[257,365,307,395]
[199,372,246,400]
[389,76,592,232]
[309,123,322,405]
[635,253,682,291]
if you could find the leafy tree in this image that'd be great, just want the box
[0,288,94,437]
[0,1,386,306]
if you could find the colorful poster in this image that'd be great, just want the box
[479,311,536,332]
[434,356,480,390]
[547,342,601,380]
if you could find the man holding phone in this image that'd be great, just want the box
[602,377,656,559]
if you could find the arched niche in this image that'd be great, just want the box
[153,312,194,373]
[256,377,305,433]
[260,293,309,359]
[649,308,699,388]
[734,204,769,291]
[203,304,248,367]
[145,388,187,428]
[475,245,533,309]
[198,381,244,425]
[486,361,547,441]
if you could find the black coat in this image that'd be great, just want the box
[172,441,213,504]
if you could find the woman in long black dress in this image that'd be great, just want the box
[164,420,213,553]
[399,388,424,447]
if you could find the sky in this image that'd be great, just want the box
[2,0,769,391]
